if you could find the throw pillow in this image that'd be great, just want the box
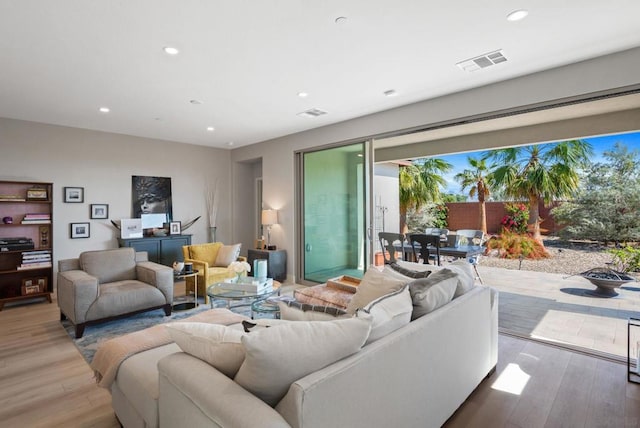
[214,243,242,267]
[408,268,458,320]
[166,322,245,378]
[345,267,408,315]
[388,262,434,279]
[447,260,476,298]
[357,285,412,344]
[242,318,291,332]
[278,300,349,321]
[234,316,372,406]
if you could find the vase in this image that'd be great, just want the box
[210,226,217,243]
[236,272,243,283]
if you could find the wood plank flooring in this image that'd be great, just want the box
[1,292,639,427]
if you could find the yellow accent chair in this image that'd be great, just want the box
[182,242,246,304]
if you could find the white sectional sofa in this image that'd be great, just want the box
[109,262,498,428]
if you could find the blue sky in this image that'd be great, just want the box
[439,130,640,195]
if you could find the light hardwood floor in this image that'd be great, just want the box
[1,293,640,428]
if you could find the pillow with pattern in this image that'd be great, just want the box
[278,300,349,321]
[388,262,434,279]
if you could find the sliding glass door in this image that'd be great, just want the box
[297,141,372,284]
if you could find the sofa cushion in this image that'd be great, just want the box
[166,323,245,378]
[345,267,408,314]
[447,260,476,297]
[80,247,137,284]
[85,280,167,320]
[388,262,434,279]
[189,243,222,265]
[359,286,412,344]
[391,260,475,298]
[214,244,241,267]
[408,269,458,320]
[242,318,291,332]
[234,316,371,406]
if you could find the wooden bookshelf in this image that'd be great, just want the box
[0,180,53,310]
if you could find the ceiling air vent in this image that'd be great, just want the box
[456,49,507,72]
[297,108,328,118]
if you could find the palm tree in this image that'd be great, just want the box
[454,157,492,234]
[485,140,592,241]
[399,158,452,233]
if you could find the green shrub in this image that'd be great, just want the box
[486,232,550,259]
[607,246,640,273]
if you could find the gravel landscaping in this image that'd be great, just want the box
[478,238,617,276]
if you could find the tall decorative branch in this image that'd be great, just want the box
[205,179,219,242]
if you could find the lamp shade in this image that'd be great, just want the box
[261,209,278,226]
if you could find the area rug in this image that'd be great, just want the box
[62,299,253,364]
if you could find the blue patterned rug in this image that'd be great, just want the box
[62,298,253,364]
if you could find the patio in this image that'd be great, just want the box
[479,265,640,361]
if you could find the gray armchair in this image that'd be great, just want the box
[57,247,173,338]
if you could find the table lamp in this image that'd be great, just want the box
[261,209,278,250]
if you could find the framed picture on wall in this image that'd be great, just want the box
[64,187,84,203]
[70,222,90,238]
[90,204,109,219]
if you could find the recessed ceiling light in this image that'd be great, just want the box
[190,99,203,105]
[206,126,215,131]
[384,89,398,97]
[98,107,110,113]
[506,9,529,21]
[298,92,308,98]
[227,141,234,146]
[335,16,348,24]
[163,46,179,55]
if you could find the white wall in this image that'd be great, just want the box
[231,47,640,282]
[0,118,231,266]
[373,163,401,244]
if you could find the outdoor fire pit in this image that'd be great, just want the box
[580,267,636,296]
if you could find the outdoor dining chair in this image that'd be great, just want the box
[378,232,406,264]
[408,233,442,265]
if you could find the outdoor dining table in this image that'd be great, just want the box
[395,242,484,265]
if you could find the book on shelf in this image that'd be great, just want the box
[22,253,51,260]
[0,196,26,201]
[23,213,51,219]
[17,261,52,270]
[22,249,51,255]
[22,256,52,262]
[20,220,52,224]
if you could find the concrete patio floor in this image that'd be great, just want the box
[478,265,640,361]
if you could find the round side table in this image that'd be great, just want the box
[173,269,199,311]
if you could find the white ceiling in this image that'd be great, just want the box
[1,1,639,149]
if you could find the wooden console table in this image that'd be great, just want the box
[118,234,191,267]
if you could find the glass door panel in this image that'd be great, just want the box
[301,143,368,283]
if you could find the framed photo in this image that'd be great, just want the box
[21,277,46,295]
[64,187,84,203]
[70,222,90,238]
[120,218,143,239]
[26,187,48,201]
[90,204,109,219]
[169,221,181,235]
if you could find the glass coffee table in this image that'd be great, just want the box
[207,280,281,310]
